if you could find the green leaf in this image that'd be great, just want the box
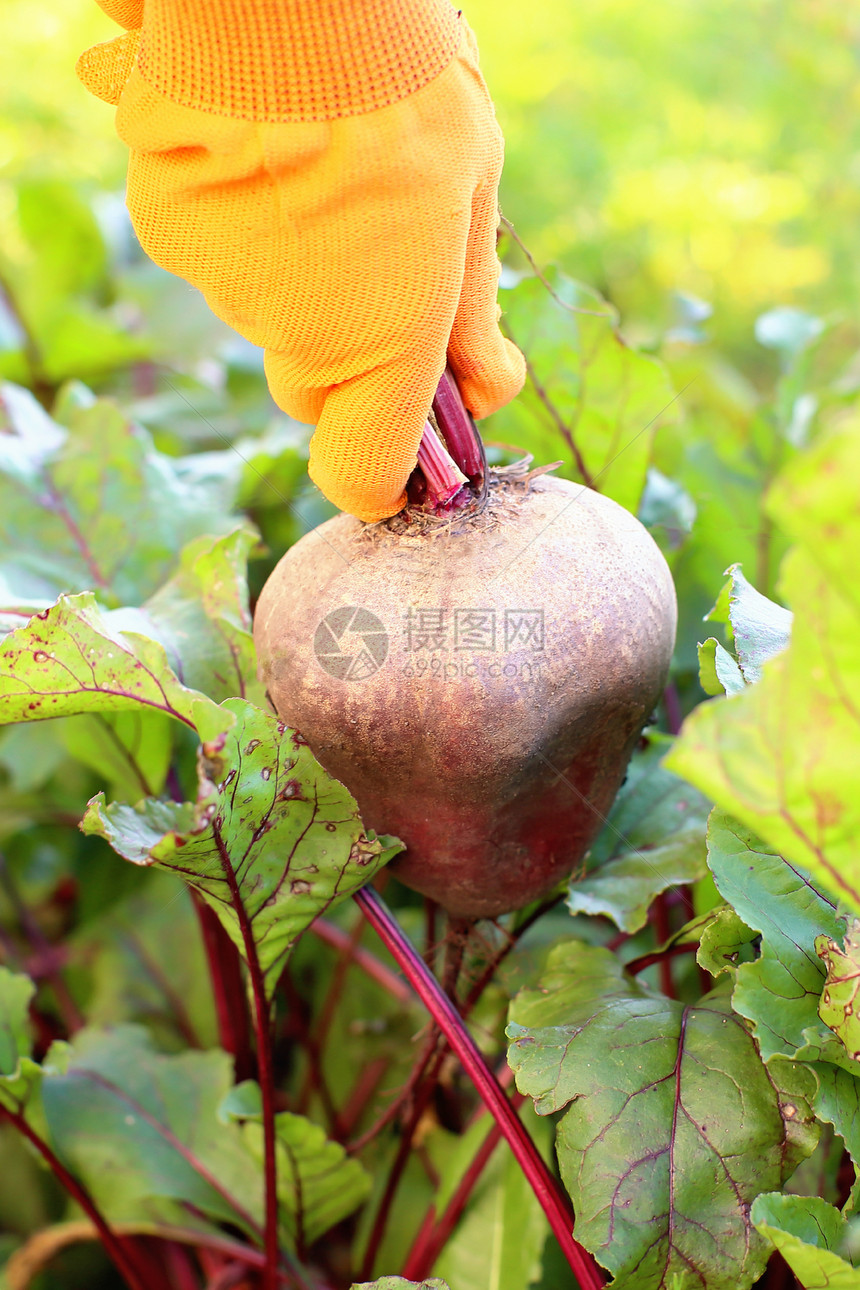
[752,1194,860,1288]
[566,840,706,934]
[586,739,712,866]
[0,383,65,468]
[668,426,860,916]
[0,383,245,607]
[507,941,818,1289]
[0,658,175,805]
[433,1114,553,1290]
[718,564,793,685]
[637,466,697,551]
[662,384,789,675]
[0,184,149,385]
[15,181,107,300]
[234,420,310,510]
[217,1079,264,1122]
[703,814,860,1196]
[704,561,794,676]
[0,1121,54,1244]
[491,272,677,511]
[666,546,860,915]
[60,711,174,802]
[809,1063,860,1211]
[41,1025,261,1233]
[219,1083,371,1248]
[569,740,710,932]
[0,592,232,742]
[768,425,860,616]
[0,967,69,1114]
[138,528,263,705]
[4,527,263,782]
[73,874,218,1051]
[696,905,757,979]
[698,637,745,696]
[704,567,733,628]
[704,811,847,1065]
[0,721,68,792]
[0,969,35,1086]
[816,919,860,1064]
[82,699,402,1000]
[429,1114,499,1218]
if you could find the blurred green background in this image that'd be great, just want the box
[0,0,857,671]
[3,0,856,353]
[0,8,857,1283]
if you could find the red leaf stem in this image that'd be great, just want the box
[0,1104,150,1290]
[415,420,468,508]
[662,682,683,736]
[407,368,487,510]
[651,891,676,998]
[354,886,604,1290]
[625,940,699,978]
[432,366,484,484]
[213,828,280,1290]
[160,1241,201,1290]
[149,1227,325,1289]
[192,891,255,1083]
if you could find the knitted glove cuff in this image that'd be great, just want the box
[134,0,461,123]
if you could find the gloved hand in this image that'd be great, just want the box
[77,0,525,522]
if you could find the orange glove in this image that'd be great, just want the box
[77,0,525,522]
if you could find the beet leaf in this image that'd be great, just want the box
[82,698,402,1002]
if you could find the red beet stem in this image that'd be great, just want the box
[432,367,484,485]
[354,885,605,1290]
[0,1105,151,1290]
[415,419,468,508]
[407,369,487,513]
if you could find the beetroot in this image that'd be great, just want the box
[254,456,676,918]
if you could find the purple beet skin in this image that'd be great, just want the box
[254,473,677,917]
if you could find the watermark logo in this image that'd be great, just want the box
[504,610,544,651]
[313,606,389,681]
[403,608,544,654]
[312,605,545,682]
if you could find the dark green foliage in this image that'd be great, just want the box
[0,83,858,1286]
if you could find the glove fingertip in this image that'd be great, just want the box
[454,337,526,421]
[308,448,409,523]
[76,28,141,105]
